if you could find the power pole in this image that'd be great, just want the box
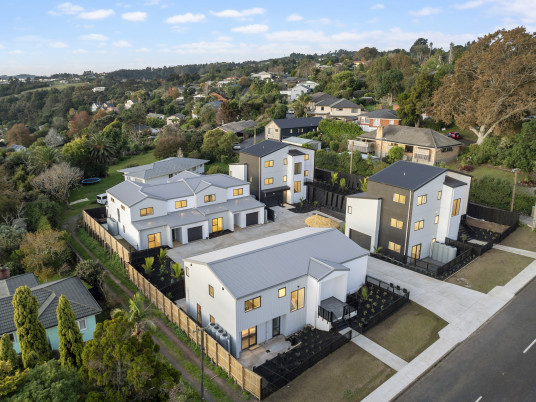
[349,144,354,174]
[253,126,256,145]
[510,169,519,212]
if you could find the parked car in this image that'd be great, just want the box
[96,193,107,205]
[232,142,241,150]
[447,131,461,140]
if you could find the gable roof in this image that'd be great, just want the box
[271,117,322,130]
[360,125,462,148]
[107,180,148,206]
[360,109,399,119]
[219,120,257,134]
[0,275,102,336]
[118,157,209,180]
[288,149,305,156]
[368,160,446,191]
[240,139,288,157]
[185,227,367,299]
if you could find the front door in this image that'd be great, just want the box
[197,304,202,324]
[411,244,421,261]
[211,217,223,233]
[241,326,257,350]
[272,317,280,337]
[147,232,161,248]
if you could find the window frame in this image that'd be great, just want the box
[244,296,261,312]
[233,188,243,196]
[294,162,302,175]
[175,200,187,209]
[294,181,301,193]
[210,315,215,324]
[413,220,424,231]
[77,318,87,331]
[393,193,406,204]
[283,158,287,165]
[283,175,287,182]
[390,218,403,229]
[290,288,305,312]
[204,194,216,203]
[417,195,428,206]
[434,215,439,224]
[278,287,286,298]
[304,170,309,177]
[264,160,274,168]
[304,154,309,160]
[437,190,442,200]
[452,198,461,216]
[264,177,274,185]
[208,285,214,298]
[388,241,401,253]
[147,232,161,248]
[140,207,154,216]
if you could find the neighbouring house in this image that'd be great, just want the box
[357,109,400,131]
[106,171,265,250]
[147,113,165,120]
[229,140,315,206]
[7,144,26,152]
[118,157,209,185]
[92,87,106,92]
[348,125,463,165]
[218,120,257,138]
[345,161,471,262]
[307,92,364,121]
[100,101,119,113]
[264,117,322,141]
[210,92,228,102]
[166,113,186,125]
[282,136,322,150]
[184,227,368,358]
[124,99,139,109]
[91,102,102,113]
[131,124,160,135]
[0,273,102,353]
[280,83,316,101]
[250,71,274,81]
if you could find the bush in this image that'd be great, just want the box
[387,145,404,164]
[470,175,536,214]
[75,260,104,288]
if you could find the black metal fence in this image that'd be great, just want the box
[445,237,493,257]
[318,305,335,323]
[306,184,348,213]
[467,202,519,226]
[314,168,364,190]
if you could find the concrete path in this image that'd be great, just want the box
[69,197,89,206]
[493,244,536,259]
[519,213,535,229]
[351,332,408,372]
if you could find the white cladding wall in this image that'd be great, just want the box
[229,164,247,181]
[225,185,249,199]
[130,198,168,222]
[195,186,228,207]
[175,221,209,245]
[345,198,382,252]
[343,256,368,294]
[446,171,472,215]
[319,271,347,303]
[166,195,196,213]
[139,225,171,249]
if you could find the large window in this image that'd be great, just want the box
[290,288,305,312]
[414,220,424,231]
[417,195,427,205]
[388,241,401,253]
[390,218,403,229]
[211,217,223,232]
[393,193,406,204]
[411,244,422,261]
[175,200,187,209]
[140,207,154,216]
[245,296,261,312]
[304,170,309,177]
[208,285,214,298]
[264,160,274,168]
[147,233,161,248]
[233,188,243,196]
[278,287,286,298]
[204,194,216,203]
[452,198,461,216]
[294,162,302,175]
[241,326,257,350]
[294,181,301,193]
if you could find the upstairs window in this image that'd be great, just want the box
[452,198,461,216]
[417,195,427,205]
[304,154,309,160]
[393,193,406,204]
[209,285,214,298]
[140,207,154,216]
[414,220,424,231]
[245,296,261,312]
[204,194,216,203]
[437,191,442,200]
[175,200,187,209]
[290,288,305,312]
[294,162,302,175]
[233,188,243,196]
[264,178,274,185]
[264,160,274,168]
[390,218,403,229]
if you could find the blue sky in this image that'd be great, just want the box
[1,0,535,75]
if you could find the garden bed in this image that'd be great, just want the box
[132,252,185,301]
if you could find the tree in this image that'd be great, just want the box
[366,56,391,92]
[12,286,49,368]
[170,262,182,280]
[26,146,63,175]
[201,128,237,161]
[433,27,536,145]
[75,259,104,288]
[87,131,116,167]
[505,120,536,173]
[154,126,187,160]
[410,38,430,63]
[376,69,404,105]
[387,145,404,164]
[0,361,28,398]
[157,248,168,268]
[81,315,180,401]
[19,229,69,279]
[112,292,155,337]
[31,162,83,205]
[56,295,84,368]
[6,124,32,147]
[267,102,287,119]
[0,334,18,371]
[397,70,438,126]
[0,225,25,261]
[43,128,64,148]
[142,257,154,275]
[356,46,380,61]
[68,111,92,138]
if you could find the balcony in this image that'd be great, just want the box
[349,140,374,154]
[413,149,431,161]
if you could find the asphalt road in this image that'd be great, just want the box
[396,279,536,402]
[240,132,265,150]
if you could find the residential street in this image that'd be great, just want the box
[396,278,536,402]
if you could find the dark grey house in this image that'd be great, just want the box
[264,117,322,141]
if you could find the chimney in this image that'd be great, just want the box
[376,125,384,139]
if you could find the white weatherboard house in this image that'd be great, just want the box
[118,157,209,185]
[345,161,471,262]
[106,171,265,250]
[184,227,368,358]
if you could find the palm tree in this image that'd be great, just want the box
[157,248,168,268]
[88,131,116,166]
[142,257,154,275]
[27,146,63,175]
[290,93,311,118]
[111,292,155,337]
[170,262,182,280]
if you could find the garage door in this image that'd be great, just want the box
[187,226,203,242]
[246,212,258,226]
[349,229,371,250]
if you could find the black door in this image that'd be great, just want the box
[187,226,203,242]
[349,229,371,250]
[246,212,258,226]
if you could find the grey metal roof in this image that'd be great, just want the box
[308,258,350,281]
[197,196,264,216]
[219,120,257,133]
[133,208,206,230]
[444,176,467,188]
[360,125,462,148]
[185,228,368,299]
[0,276,102,336]
[118,157,209,180]
[369,161,446,191]
[241,140,288,157]
[288,149,306,156]
[360,109,399,119]
[107,180,148,207]
[310,92,336,103]
[142,181,194,200]
[271,117,322,130]
[315,97,363,109]
[190,174,248,189]
[282,136,320,145]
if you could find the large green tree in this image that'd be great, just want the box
[56,295,84,368]
[11,286,49,368]
[433,27,536,144]
[505,120,536,173]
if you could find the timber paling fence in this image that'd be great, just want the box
[83,210,263,400]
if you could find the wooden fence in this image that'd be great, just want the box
[82,210,263,400]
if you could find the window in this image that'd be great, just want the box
[212,217,223,232]
[264,160,274,168]
[175,200,187,209]
[434,215,439,224]
[283,175,287,182]
[233,188,243,196]
[305,154,309,160]
[210,315,215,324]
[122,225,125,232]
[393,193,406,204]
[304,170,309,177]
[347,206,352,214]
[417,195,427,205]
[264,178,274,185]
[204,194,216,203]
[111,197,115,203]
[241,326,257,350]
[208,285,214,298]
[245,296,261,312]
[351,108,358,113]
[121,204,125,211]
[9,332,17,343]
[278,287,286,298]
[290,129,293,134]
[388,241,401,253]
[117,208,121,222]
[432,238,436,243]
[147,233,161,248]
[294,181,301,193]
[411,244,422,261]
[76,318,87,331]
[185,266,189,277]
[389,119,395,125]
[452,198,461,216]
[169,173,173,178]
[283,158,287,165]
[414,220,424,231]
[140,207,154,216]
[390,218,403,229]
[290,288,305,312]
[294,162,302,175]
[437,191,442,200]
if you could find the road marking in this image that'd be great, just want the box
[523,338,536,354]
[475,396,483,402]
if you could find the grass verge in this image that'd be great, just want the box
[500,226,536,252]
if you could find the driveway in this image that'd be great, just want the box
[240,132,265,150]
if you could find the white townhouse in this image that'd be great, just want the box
[345,161,472,262]
[229,140,315,207]
[184,227,368,358]
[106,171,266,250]
[118,157,209,185]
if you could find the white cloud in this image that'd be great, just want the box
[122,11,147,21]
[73,48,88,53]
[136,48,151,52]
[78,9,115,20]
[112,40,133,47]
[210,8,265,18]
[49,41,68,48]
[232,24,269,34]
[287,13,303,21]
[80,33,108,41]
[409,7,441,16]
[48,2,84,16]
[9,50,25,55]
[454,0,486,9]
[371,4,385,9]
[217,35,232,41]
[165,13,205,23]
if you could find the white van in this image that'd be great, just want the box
[96,193,108,205]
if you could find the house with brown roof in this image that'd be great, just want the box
[348,125,463,165]
[357,109,400,131]
[307,92,364,121]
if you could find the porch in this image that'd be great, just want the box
[239,335,292,369]
[318,296,356,323]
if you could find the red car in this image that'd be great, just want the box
[447,131,461,140]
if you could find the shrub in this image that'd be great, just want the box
[387,145,404,164]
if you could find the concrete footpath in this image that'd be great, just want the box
[363,251,536,402]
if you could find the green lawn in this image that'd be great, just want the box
[439,125,478,142]
[446,161,516,184]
